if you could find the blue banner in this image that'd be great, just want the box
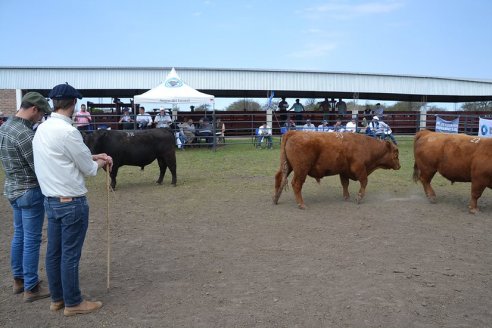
[478,117,492,137]
[435,116,459,133]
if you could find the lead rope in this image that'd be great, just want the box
[106,163,111,290]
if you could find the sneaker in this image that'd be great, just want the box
[50,300,65,311]
[23,281,50,303]
[64,300,103,317]
[13,278,24,295]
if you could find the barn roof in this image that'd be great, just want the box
[1,66,491,102]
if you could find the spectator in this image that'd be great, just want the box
[0,92,52,303]
[215,118,226,143]
[154,108,172,128]
[278,97,289,123]
[336,98,347,117]
[289,98,305,125]
[136,106,153,129]
[332,119,345,132]
[366,116,397,144]
[74,104,91,131]
[317,119,330,132]
[179,118,196,145]
[345,118,357,133]
[32,83,112,316]
[256,122,272,149]
[196,118,213,146]
[284,117,296,131]
[189,105,195,113]
[374,103,384,118]
[317,97,331,121]
[118,108,133,130]
[302,119,316,132]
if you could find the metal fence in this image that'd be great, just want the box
[87,110,492,148]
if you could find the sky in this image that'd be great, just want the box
[1,0,491,109]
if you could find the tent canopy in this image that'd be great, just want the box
[134,68,214,104]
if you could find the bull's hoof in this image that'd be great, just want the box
[427,196,437,204]
[297,204,306,210]
[356,194,363,204]
[156,181,163,185]
[468,207,479,215]
[272,195,279,204]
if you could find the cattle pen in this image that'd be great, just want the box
[1,135,491,327]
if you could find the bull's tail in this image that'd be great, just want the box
[273,132,293,205]
[412,130,428,184]
[412,162,421,183]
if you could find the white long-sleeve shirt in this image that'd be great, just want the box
[33,112,98,197]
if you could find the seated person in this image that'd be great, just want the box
[329,119,345,132]
[302,119,316,132]
[196,118,213,146]
[317,120,330,132]
[154,108,172,128]
[136,106,153,129]
[256,122,272,149]
[215,118,225,139]
[284,118,296,131]
[178,118,196,145]
[118,108,134,129]
[366,116,397,145]
[345,119,357,133]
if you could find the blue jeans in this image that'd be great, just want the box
[44,196,89,307]
[9,187,45,291]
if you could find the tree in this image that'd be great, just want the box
[461,101,492,111]
[226,99,262,111]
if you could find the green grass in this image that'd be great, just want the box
[0,135,459,193]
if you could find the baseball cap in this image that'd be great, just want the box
[373,116,379,120]
[48,82,83,100]
[22,92,52,113]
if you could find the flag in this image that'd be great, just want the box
[267,91,275,109]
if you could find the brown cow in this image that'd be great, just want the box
[413,130,492,214]
[273,131,400,209]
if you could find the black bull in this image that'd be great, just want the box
[82,129,177,189]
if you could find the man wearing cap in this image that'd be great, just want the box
[154,107,172,128]
[318,119,330,132]
[302,119,316,132]
[32,83,113,316]
[0,92,52,303]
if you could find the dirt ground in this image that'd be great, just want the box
[1,156,492,328]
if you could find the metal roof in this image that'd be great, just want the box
[1,66,491,102]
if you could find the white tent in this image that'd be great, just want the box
[134,68,214,104]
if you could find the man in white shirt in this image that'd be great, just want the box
[302,119,316,132]
[136,106,153,129]
[256,122,272,149]
[33,83,112,317]
[345,119,357,133]
[154,108,172,128]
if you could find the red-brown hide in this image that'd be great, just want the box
[413,130,492,214]
[273,131,400,209]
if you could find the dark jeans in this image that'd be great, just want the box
[9,187,45,291]
[44,196,89,307]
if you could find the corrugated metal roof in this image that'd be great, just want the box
[0,66,491,102]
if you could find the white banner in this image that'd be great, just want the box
[478,117,492,137]
[435,116,459,133]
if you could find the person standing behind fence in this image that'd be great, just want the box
[278,97,289,123]
[336,98,347,119]
[289,99,305,125]
[33,83,113,316]
[74,104,91,131]
[0,92,52,303]
[373,103,384,118]
[317,97,331,121]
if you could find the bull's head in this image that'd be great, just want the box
[386,141,401,170]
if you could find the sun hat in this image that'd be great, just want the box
[22,92,52,113]
[48,82,83,100]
